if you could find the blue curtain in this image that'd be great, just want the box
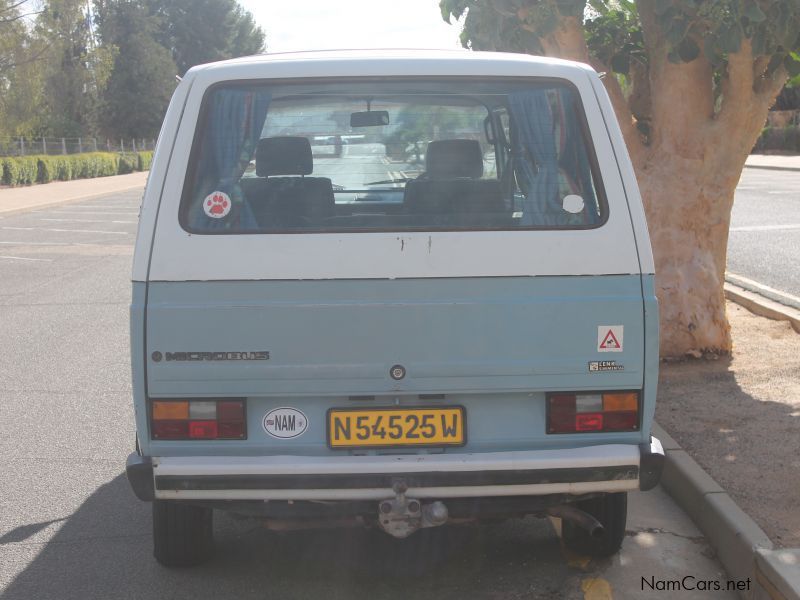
[554,90,599,225]
[508,88,599,226]
[189,89,271,230]
[509,89,560,226]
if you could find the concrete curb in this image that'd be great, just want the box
[744,164,800,172]
[724,282,800,334]
[0,171,148,216]
[653,423,799,600]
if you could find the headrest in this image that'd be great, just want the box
[425,139,483,179]
[256,137,313,177]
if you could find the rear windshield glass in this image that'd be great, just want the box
[180,79,606,233]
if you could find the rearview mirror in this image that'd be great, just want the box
[350,111,390,127]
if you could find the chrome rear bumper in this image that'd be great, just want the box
[127,438,663,502]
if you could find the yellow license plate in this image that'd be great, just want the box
[327,406,465,448]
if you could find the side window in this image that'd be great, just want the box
[508,88,602,227]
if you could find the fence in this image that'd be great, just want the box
[0,137,156,157]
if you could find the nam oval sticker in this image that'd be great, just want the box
[262,407,308,439]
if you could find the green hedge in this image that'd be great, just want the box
[137,151,153,172]
[1,151,151,186]
[2,155,39,185]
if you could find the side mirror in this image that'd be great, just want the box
[350,111,390,127]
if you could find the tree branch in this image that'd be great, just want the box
[635,0,663,66]
[538,16,590,63]
[0,0,34,15]
[588,57,645,158]
[717,38,755,127]
[755,63,787,103]
[0,10,43,23]
[0,40,53,75]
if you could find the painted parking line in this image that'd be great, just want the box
[729,224,800,232]
[36,210,139,216]
[2,226,131,235]
[0,255,53,262]
[39,218,138,224]
[0,240,89,244]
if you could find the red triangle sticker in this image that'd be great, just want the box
[600,329,620,349]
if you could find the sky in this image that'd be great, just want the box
[237,0,464,54]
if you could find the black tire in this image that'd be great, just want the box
[152,500,214,567]
[562,492,627,558]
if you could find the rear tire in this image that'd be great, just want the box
[562,492,627,558]
[152,500,214,567]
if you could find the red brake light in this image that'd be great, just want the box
[575,413,603,431]
[189,420,218,439]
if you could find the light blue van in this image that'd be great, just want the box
[126,49,664,567]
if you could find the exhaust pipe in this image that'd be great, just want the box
[547,505,605,539]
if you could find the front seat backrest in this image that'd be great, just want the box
[404,139,503,218]
[249,136,335,228]
[424,139,484,179]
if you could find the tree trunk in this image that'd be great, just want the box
[629,37,785,356]
[636,149,740,355]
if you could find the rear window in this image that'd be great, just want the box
[179,78,606,234]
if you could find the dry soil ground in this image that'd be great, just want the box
[656,302,800,548]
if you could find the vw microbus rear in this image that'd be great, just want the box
[126,50,663,567]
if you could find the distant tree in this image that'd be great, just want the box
[0,0,48,136]
[35,0,116,136]
[149,0,265,75]
[441,0,800,357]
[95,0,177,138]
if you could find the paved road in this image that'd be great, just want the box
[728,168,800,307]
[0,191,739,600]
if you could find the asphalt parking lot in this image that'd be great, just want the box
[0,190,739,599]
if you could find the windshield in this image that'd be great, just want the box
[180,79,605,233]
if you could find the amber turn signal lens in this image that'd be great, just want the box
[152,400,189,420]
[602,393,638,412]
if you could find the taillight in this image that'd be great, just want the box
[150,399,246,440]
[547,392,638,434]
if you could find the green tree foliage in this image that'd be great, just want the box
[35,0,116,136]
[385,106,483,161]
[1,0,264,140]
[148,0,265,75]
[94,0,177,138]
[441,1,800,139]
[0,0,48,136]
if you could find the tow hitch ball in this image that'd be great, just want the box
[377,480,449,539]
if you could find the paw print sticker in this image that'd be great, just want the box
[203,191,231,219]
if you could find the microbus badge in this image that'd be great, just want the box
[390,365,406,380]
[157,351,270,362]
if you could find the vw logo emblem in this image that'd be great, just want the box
[390,365,406,380]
